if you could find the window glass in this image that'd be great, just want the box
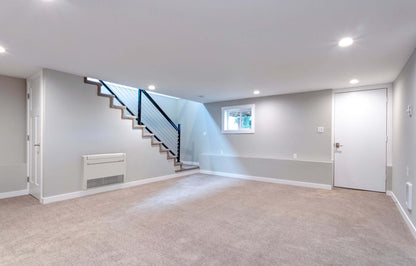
[240,109,252,129]
[227,110,240,130]
[222,105,255,133]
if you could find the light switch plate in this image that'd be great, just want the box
[317,127,325,133]
[407,105,413,117]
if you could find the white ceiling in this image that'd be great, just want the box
[0,0,415,103]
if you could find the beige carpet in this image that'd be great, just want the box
[1,174,415,265]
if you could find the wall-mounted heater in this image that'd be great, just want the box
[82,153,126,190]
[406,182,413,211]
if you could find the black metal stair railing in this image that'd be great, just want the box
[98,80,181,162]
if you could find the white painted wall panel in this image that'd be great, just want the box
[42,69,175,197]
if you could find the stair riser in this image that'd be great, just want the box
[84,77,181,171]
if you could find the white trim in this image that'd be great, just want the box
[181,161,200,166]
[27,70,45,202]
[387,191,416,239]
[0,189,29,199]
[221,104,255,134]
[200,170,332,190]
[200,153,332,164]
[87,77,179,99]
[333,83,392,93]
[40,69,45,201]
[41,169,200,204]
[26,82,30,188]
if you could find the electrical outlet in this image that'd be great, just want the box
[293,153,298,159]
[406,166,410,177]
[317,127,325,133]
[406,182,413,211]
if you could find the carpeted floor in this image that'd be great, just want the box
[1,174,415,265]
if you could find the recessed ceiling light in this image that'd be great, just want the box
[253,90,260,95]
[338,37,354,47]
[0,46,6,53]
[349,79,359,84]
[148,85,156,90]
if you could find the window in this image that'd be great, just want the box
[222,104,255,133]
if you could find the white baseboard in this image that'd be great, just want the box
[387,190,416,239]
[181,161,200,166]
[0,188,29,199]
[200,170,332,190]
[42,169,200,204]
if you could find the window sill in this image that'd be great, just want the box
[222,130,255,134]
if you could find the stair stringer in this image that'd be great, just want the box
[84,78,184,172]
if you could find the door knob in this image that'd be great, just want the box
[34,143,40,147]
[335,143,343,148]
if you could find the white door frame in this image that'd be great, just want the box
[27,70,44,201]
[332,87,389,192]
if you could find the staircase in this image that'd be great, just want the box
[84,77,199,173]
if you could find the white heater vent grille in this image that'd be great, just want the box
[82,153,126,190]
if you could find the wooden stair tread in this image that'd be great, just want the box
[175,166,200,173]
[122,115,136,120]
[132,125,146,129]
[98,93,114,98]
[111,105,126,109]
[85,77,186,173]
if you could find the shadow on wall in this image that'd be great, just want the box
[175,90,334,185]
[136,93,246,171]
[176,99,248,172]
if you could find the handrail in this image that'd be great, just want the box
[144,126,176,157]
[96,79,181,162]
[99,80,136,117]
[177,124,181,162]
[140,90,179,131]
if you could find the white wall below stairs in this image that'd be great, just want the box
[42,69,176,197]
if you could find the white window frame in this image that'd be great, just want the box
[221,104,255,134]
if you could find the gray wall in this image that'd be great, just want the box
[393,48,416,224]
[42,69,176,197]
[199,154,333,185]
[176,90,334,185]
[0,75,27,193]
[176,99,209,163]
[203,90,332,161]
[138,94,208,164]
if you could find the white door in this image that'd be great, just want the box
[334,89,387,192]
[28,74,43,199]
